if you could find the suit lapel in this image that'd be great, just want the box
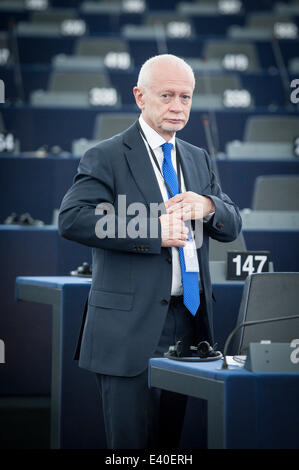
[176,139,199,193]
[123,123,165,212]
[176,139,209,194]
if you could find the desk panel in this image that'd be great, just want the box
[149,358,299,449]
[217,158,299,210]
[14,276,245,448]
[244,229,299,272]
[0,156,79,224]
[1,228,90,395]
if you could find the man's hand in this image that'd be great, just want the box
[165,191,215,220]
[159,212,189,247]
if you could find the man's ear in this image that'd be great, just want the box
[133,86,145,111]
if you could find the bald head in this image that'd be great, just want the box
[137,54,195,91]
[133,54,194,141]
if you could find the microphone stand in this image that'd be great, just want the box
[9,20,24,103]
[202,115,221,184]
[221,314,299,370]
[271,35,293,110]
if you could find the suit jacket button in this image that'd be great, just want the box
[166,257,172,264]
[161,299,169,305]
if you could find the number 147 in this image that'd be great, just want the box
[232,254,268,276]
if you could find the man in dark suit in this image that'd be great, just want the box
[58,54,242,449]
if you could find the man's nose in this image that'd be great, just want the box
[169,96,184,113]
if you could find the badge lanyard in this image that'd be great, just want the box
[137,121,182,198]
[137,122,199,273]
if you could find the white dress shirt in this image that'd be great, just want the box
[139,115,199,296]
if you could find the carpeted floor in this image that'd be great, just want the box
[0,396,50,449]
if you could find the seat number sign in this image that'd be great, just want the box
[227,251,270,280]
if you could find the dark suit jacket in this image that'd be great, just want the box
[58,122,242,377]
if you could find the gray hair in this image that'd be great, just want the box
[137,54,195,90]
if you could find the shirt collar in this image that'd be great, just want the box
[139,115,176,151]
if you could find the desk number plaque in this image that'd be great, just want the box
[227,251,270,281]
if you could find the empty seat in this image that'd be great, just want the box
[231,272,299,355]
[16,8,81,37]
[0,1,25,10]
[228,13,295,39]
[0,33,13,66]
[93,112,139,140]
[248,13,294,30]
[240,209,299,229]
[184,56,223,72]
[177,0,220,15]
[192,74,249,109]
[49,71,110,92]
[30,71,119,108]
[72,138,100,156]
[123,12,193,38]
[252,175,299,210]
[146,12,191,27]
[208,260,228,283]
[244,116,299,142]
[226,141,294,159]
[31,9,77,24]
[204,41,260,72]
[209,232,246,261]
[275,1,299,14]
[194,74,241,95]
[81,0,123,14]
[53,38,131,72]
[75,37,129,57]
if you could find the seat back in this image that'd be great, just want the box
[244,116,299,142]
[231,273,299,354]
[93,113,139,140]
[49,71,110,92]
[194,74,241,95]
[252,175,299,210]
[75,38,128,57]
[209,232,246,261]
[204,41,260,71]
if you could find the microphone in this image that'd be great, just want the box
[221,314,299,369]
[8,20,25,103]
[202,115,221,184]
[271,35,293,110]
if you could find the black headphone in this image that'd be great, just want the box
[164,340,223,362]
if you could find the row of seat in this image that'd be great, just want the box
[71,112,299,157]
[2,33,298,71]
[1,2,299,33]
[1,108,298,158]
[24,70,290,110]
[1,0,296,13]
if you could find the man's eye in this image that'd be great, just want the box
[162,94,169,98]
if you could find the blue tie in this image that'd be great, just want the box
[161,142,200,316]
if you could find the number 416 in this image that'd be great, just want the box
[232,254,268,276]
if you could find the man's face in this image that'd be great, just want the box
[134,62,194,140]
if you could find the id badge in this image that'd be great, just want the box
[183,224,199,273]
